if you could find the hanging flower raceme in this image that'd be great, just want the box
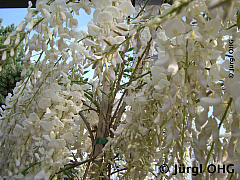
[1,0,240,179]
[0,71,85,179]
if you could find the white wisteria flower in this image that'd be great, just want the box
[162,18,186,39]
[1,0,240,179]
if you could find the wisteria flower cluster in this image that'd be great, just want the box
[1,0,240,179]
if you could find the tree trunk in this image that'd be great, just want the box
[90,74,111,179]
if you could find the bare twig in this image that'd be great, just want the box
[111,38,152,123]
[133,0,150,20]
[113,102,126,130]
[83,101,98,113]
[110,168,128,175]
[79,112,95,144]
[79,108,96,113]
[56,155,98,175]
[83,161,91,180]
[83,151,96,179]
[111,61,125,105]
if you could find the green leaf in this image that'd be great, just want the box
[21,162,41,176]
[119,50,124,56]
[237,11,240,29]
[84,91,100,109]
[127,57,133,62]
[94,138,108,145]
[127,47,134,52]
[124,67,134,73]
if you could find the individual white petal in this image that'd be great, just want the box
[108,67,116,81]
[204,18,221,37]
[35,153,40,160]
[84,38,99,46]
[4,37,10,45]
[52,139,66,149]
[16,21,25,32]
[38,97,51,110]
[71,84,82,91]
[88,23,102,36]
[34,170,50,180]
[105,6,120,19]
[114,36,125,44]
[10,48,14,57]
[97,11,113,24]
[15,33,20,45]
[186,30,202,40]
[42,8,51,20]
[28,113,40,122]
[154,79,170,90]
[55,105,68,112]
[43,135,51,141]
[40,121,53,131]
[2,51,7,60]
[112,51,123,67]
[163,19,185,38]
[234,97,240,114]
[151,66,166,84]
[61,132,73,141]
[54,117,64,128]
[60,11,67,21]
[168,63,178,75]
[118,1,135,16]
[92,0,112,10]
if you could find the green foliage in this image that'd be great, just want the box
[0,19,24,106]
